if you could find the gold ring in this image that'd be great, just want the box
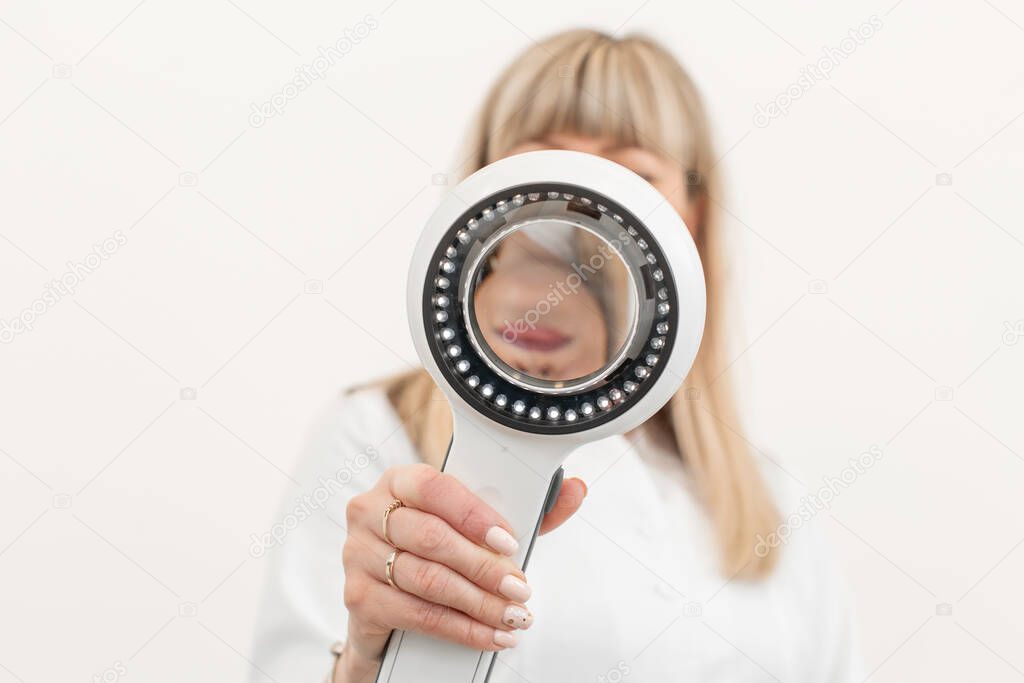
[382,499,404,546]
[385,549,403,589]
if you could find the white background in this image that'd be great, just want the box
[1,1,1023,681]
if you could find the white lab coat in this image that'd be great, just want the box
[250,388,861,682]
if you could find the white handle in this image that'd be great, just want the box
[376,415,569,682]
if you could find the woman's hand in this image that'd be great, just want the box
[334,463,586,682]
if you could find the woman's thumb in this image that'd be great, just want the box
[538,477,587,534]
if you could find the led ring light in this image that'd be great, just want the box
[378,150,706,682]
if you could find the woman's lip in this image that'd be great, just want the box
[503,326,572,351]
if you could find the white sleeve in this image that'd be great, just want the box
[801,521,864,682]
[248,391,416,683]
[761,463,864,682]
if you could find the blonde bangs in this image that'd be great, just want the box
[469,30,698,171]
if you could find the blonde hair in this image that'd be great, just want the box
[383,29,780,578]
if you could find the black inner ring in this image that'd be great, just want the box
[423,182,680,435]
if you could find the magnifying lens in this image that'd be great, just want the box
[378,150,706,682]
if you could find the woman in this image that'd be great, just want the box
[252,29,861,682]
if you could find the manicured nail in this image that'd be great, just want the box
[493,630,518,649]
[486,526,519,556]
[498,575,531,602]
[502,605,533,630]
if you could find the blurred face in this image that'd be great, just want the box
[506,132,703,238]
[471,132,694,387]
[474,231,610,382]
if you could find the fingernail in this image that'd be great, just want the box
[499,575,531,602]
[502,605,533,630]
[486,526,519,556]
[493,630,518,649]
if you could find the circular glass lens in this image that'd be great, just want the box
[465,211,640,394]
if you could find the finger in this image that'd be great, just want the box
[379,546,533,632]
[342,526,391,574]
[360,572,520,651]
[388,464,520,556]
[384,506,531,601]
[538,477,587,534]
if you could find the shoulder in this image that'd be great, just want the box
[291,386,420,491]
